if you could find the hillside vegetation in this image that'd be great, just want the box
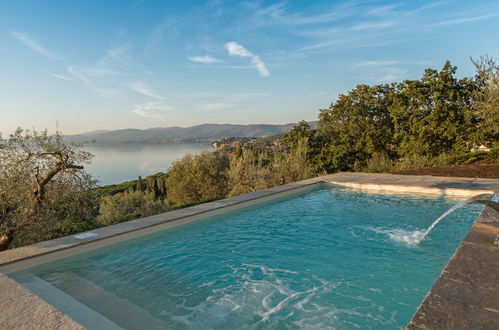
[1,58,497,250]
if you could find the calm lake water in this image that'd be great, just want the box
[83,143,212,186]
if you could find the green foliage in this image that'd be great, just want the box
[313,59,497,173]
[283,121,314,148]
[396,154,447,170]
[93,172,168,198]
[471,55,499,145]
[227,149,272,196]
[13,189,100,247]
[0,128,98,250]
[446,147,499,166]
[167,152,230,205]
[318,84,394,172]
[271,140,314,185]
[97,190,170,226]
[389,61,475,157]
[136,176,145,192]
[363,152,394,173]
[227,140,314,196]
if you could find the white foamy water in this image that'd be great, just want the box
[387,229,425,245]
[160,264,345,329]
[356,226,424,245]
[369,198,483,245]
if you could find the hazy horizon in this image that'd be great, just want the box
[2,0,499,134]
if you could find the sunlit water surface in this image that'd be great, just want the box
[83,143,212,185]
[13,188,482,329]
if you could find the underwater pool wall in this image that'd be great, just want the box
[1,172,498,329]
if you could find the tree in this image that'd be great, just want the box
[389,61,476,158]
[136,175,145,192]
[318,84,394,171]
[0,128,98,250]
[167,152,230,205]
[97,190,169,225]
[227,148,272,196]
[283,120,315,148]
[271,139,314,185]
[471,55,499,146]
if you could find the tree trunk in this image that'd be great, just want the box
[0,229,15,251]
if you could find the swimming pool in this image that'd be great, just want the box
[8,187,483,329]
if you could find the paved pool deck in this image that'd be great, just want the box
[1,172,498,329]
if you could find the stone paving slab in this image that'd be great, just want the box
[327,172,498,196]
[0,273,85,329]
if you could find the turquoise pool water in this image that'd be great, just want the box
[12,187,482,329]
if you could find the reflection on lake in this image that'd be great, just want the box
[83,143,212,186]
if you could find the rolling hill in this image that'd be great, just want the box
[63,122,318,144]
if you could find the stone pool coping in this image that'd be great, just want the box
[1,172,498,328]
[406,202,499,329]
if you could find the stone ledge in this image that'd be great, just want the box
[0,273,84,329]
[407,203,499,329]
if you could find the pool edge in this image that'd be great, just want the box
[406,202,499,329]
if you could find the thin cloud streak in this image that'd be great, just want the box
[50,73,74,81]
[133,101,176,119]
[225,42,269,77]
[187,55,223,64]
[200,103,234,111]
[356,60,398,66]
[427,12,499,27]
[105,45,130,65]
[129,81,165,100]
[11,31,58,59]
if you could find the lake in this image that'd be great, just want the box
[83,143,213,186]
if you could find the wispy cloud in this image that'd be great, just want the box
[133,101,175,119]
[11,31,58,59]
[67,65,93,87]
[294,1,496,52]
[427,12,499,27]
[129,81,165,100]
[356,60,398,67]
[187,55,223,64]
[311,91,331,96]
[225,42,269,77]
[66,65,121,99]
[252,1,351,25]
[229,92,271,101]
[199,103,234,111]
[105,45,130,64]
[50,73,74,81]
[146,17,176,51]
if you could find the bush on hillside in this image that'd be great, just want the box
[167,152,230,206]
[97,190,169,226]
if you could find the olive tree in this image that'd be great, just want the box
[0,128,98,250]
[166,152,230,205]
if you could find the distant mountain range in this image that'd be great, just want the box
[63,122,318,144]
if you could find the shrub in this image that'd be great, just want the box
[227,149,273,197]
[167,152,230,205]
[271,140,314,184]
[97,190,169,226]
[363,152,394,173]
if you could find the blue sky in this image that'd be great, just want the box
[1,0,498,134]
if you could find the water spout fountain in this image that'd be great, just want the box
[390,193,496,245]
